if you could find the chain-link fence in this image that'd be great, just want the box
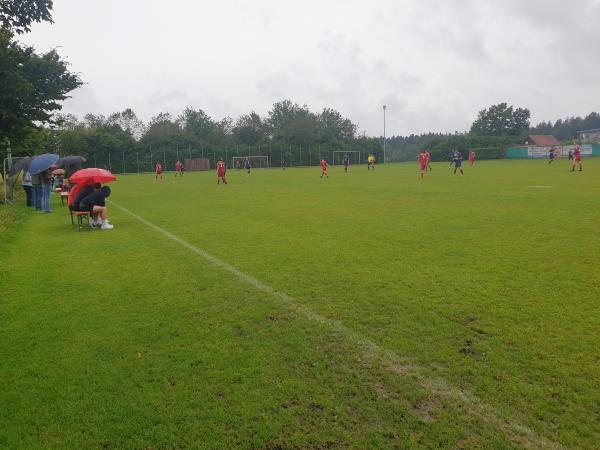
[87,144,383,174]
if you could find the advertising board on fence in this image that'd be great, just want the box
[528,144,592,158]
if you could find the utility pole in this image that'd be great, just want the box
[4,138,11,172]
[383,105,387,163]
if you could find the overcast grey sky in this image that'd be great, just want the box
[20,0,600,136]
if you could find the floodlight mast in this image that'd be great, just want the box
[383,105,386,164]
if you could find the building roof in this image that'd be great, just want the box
[523,135,561,146]
[577,129,600,134]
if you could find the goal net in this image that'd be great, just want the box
[232,156,269,169]
[332,151,361,166]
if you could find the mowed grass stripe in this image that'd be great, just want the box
[110,199,563,450]
[4,195,524,448]
[107,160,600,448]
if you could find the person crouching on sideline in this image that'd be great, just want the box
[71,183,100,212]
[80,186,113,229]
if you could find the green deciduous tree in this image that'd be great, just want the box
[232,112,265,145]
[470,103,530,137]
[142,113,183,150]
[177,107,215,140]
[0,28,81,143]
[317,108,356,143]
[0,0,53,34]
[107,108,145,140]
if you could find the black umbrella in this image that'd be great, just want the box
[8,156,32,176]
[57,156,86,167]
[29,154,59,175]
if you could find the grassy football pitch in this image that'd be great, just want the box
[1,159,599,449]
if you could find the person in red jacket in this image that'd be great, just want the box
[217,158,227,184]
[469,150,476,166]
[571,145,583,172]
[425,150,432,171]
[320,159,328,178]
[418,151,428,179]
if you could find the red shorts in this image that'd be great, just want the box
[419,163,427,171]
[217,171,225,177]
[574,156,581,162]
[156,170,162,175]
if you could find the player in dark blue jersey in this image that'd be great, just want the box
[244,157,251,176]
[342,154,350,173]
[452,150,464,175]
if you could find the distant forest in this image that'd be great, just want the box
[385,110,600,162]
[6,96,600,167]
[9,101,383,170]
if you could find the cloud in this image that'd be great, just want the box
[60,84,104,118]
[20,0,600,135]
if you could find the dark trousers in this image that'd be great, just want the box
[32,184,43,210]
[23,185,33,207]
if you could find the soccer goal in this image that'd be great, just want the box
[332,151,361,166]
[232,156,270,169]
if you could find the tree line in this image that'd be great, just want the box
[55,102,382,170]
[385,104,600,162]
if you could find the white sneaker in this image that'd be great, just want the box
[89,220,99,228]
[101,222,114,229]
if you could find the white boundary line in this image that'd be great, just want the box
[109,200,563,449]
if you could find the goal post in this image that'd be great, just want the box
[231,155,270,169]
[332,151,361,166]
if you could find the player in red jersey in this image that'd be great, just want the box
[320,159,328,178]
[469,150,476,166]
[425,150,432,171]
[418,151,428,179]
[155,162,163,180]
[571,145,583,172]
[175,160,183,177]
[216,158,227,184]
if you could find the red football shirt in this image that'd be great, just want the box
[320,160,327,170]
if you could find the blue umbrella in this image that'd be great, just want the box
[28,154,59,175]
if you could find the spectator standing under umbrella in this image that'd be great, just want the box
[22,171,33,207]
[39,169,52,213]
[31,173,42,210]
